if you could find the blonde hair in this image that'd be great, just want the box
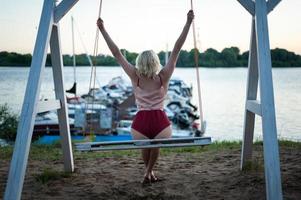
[135,50,161,78]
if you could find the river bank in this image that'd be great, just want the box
[0,141,300,199]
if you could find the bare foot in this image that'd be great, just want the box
[141,173,151,186]
[150,171,159,182]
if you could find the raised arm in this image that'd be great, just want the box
[160,10,194,80]
[97,18,136,79]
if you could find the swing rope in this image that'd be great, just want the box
[75,1,211,152]
[85,0,103,137]
[190,0,205,133]
[83,0,205,137]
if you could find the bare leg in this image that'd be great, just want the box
[131,126,172,182]
[142,149,151,167]
[147,125,172,180]
[155,125,172,139]
[131,128,150,167]
[131,128,148,140]
[131,128,152,179]
[146,148,160,175]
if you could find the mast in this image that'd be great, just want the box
[71,16,76,94]
[165,43,169,65]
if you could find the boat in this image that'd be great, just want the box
[33,111,80,138]
[78,75,201,136]
[66,16,92,105]
[115,120,132,135]
[0,139,8,147]
[34,74,202,138]
[113,119,195,138]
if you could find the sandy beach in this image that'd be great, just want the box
[0,142,300,200]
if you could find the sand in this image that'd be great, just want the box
[0,144,300,200]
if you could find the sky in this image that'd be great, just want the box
[0,0,300,56]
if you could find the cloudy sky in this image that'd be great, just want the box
[0,0,300,56]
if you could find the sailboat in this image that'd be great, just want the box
[66,16,79,102]
[66,16,93,104]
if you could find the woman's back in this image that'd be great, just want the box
[132,73,166,111]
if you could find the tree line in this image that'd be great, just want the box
[1,47,301,67]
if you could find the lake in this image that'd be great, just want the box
[0,66,300,142]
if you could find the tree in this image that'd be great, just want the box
[120,49,138,65]
[1,48,301,67]
[176,50,191,67]
[221,47,240,67]
[202,48,220,67]
[0,104,18,141]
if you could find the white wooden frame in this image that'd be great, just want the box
[240,0,283,200]
[4,0,78,200]
[4,0,283,200]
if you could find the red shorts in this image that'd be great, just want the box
[131,110,171,139]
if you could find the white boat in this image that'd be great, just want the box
[114,119,194,138]
[0,139,8,147]
[34,111,77,136]
[172,127,194,137]
[116,120,132,135]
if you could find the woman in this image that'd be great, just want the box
[97,10,194,184]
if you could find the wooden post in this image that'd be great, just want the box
[267,0,282,13]
[241,18,259,169]
[50,24,74,172]
[238,0,255,15]
[4,1,55,199]
[4,0,80,199]
[54,0,80,23]
[255,0,282,199]
[238,0,283,199]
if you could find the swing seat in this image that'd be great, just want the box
[75,136,212,151]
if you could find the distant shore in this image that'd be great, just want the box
[0,140,300,199]
[1,47,301,67]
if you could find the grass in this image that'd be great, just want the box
[0,140,300,161]
[35,168,71,184]
[278,139,301,148]
[241,158,264,172]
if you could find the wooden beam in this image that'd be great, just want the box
[76,137,212,151]
[237,0,255,15]
[78,137,212,146]
[50,24,74,172]
[241,18,259,169]
[267,0,282,14]
[4,1,55,200]
[255,0,283,199]
[54,0,79,23]
[37,99,61,113]
[246,100,262,116]
[79,142,212,151]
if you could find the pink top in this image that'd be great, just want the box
[132,74,167,110]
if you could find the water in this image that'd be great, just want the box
[35,135,132,145]
[0,66,300,142]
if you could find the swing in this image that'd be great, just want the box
[4,0,283,199]
[76,137,212,151]
[75,0,211,151]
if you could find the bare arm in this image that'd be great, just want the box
[97,18,136,79]
[160,10,194,80]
